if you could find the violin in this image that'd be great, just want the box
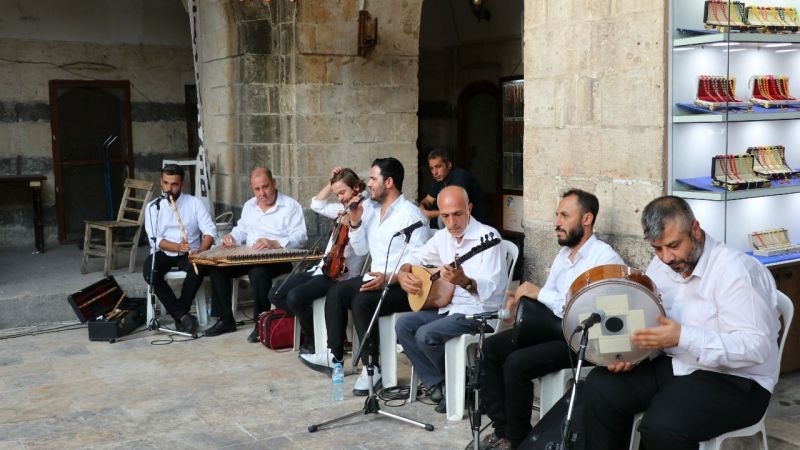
[321,215,349,279]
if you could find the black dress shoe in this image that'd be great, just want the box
[247,328,259,343]
[430,383,444,403]
[179,314,198,334]
[204,319,236,337]
[435,398,447,414]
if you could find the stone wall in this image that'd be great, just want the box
[198,0,423,241]
[522,1,667,282]
[0,39,194,247]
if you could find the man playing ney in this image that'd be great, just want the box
[143,163,216,334]
[396,185,507,413]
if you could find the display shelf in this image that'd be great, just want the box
[674,31,800,48]
[673,176,800,201]
[674,106,800,123]
[746,250,800,267]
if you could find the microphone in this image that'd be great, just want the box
[345,189,371,212]
[574,312,602,333]
[465,308,512,321]
[392,220,424,237]
[150,192,168,210]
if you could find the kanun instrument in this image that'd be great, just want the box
[561,264,664,366]
[406,234,501,311]
[190,246,320,267]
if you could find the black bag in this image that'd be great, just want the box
[518,381,585,450]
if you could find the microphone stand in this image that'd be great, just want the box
[467,317,492,450]
[146,196,195,338]
[272,231,328,296]
[553,325,590,450]
[308,231,434,433]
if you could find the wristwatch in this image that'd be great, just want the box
[463,278,475,292]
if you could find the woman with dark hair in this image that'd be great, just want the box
[270,166,372,364]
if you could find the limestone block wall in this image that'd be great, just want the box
[522,1,667,281]
[198,0,423,240]
[0,39,194,247]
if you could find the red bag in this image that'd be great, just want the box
[257,308,295,350]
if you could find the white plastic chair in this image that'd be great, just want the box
[539,366,595,416]
[145,269,211,327]
[439,239,519,421]
[629,290,794,450]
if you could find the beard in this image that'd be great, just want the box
[668,235,704,275]
[557,224,584,247]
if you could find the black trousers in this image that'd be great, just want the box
[269,271,336,348]
[583,354,771,450]
[208,263,292,325]
[143,251,205,321]
[482,299,574,447]
[324,276,411,365]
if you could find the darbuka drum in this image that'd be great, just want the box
[562,264,664,366]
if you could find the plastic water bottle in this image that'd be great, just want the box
[332,362,344,402]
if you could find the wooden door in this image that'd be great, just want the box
[49,80,134,243]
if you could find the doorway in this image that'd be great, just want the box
[49,80,134,243]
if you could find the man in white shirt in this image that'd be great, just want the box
[143,164,216,334]
[310,157,429,395]
[269,166,369,359]
[582,196,779,450]
[480,189,624,450]
[205,167,308,342]
[396,186,506,414]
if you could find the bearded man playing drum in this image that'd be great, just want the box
[582,196,780,450]
[479,189,624,450]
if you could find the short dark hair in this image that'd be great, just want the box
[162,163,185,180]
[562,189,599,226]
[427,148,452,163]
[641,196,696,241]
[372,157,405,192]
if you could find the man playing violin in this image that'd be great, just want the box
[268,166,371,363]
[395,185,507,414]
[478,189,623,450]
[205,167,307,341]
[582,196,780,450]
[143,164,216,335]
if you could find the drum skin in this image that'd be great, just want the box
[562,264,664,366]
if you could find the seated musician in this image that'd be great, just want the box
[395,185,506,414]
[582,196,780,450]
[143,163,216,334]
[269,166,371,359]
[479,189,623,450]
[205,167,308,341]
[306,157,429,395]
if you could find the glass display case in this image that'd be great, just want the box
[501,77,524,234]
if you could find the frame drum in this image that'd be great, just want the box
[562,264,664,366]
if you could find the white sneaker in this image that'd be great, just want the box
[353,365,381,396]
[299,350,335,375]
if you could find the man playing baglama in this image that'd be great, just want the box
[270,166,371,359]
[582,196,780,450]
[205,167,307,342]
[306,157,429,396]
[418,149,487,226]
[396,185,507,414]
[143,163,216,335]
[479,189,624,450]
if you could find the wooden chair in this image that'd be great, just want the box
[81,178,154,276]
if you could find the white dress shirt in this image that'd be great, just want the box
[646,234,780,392]
[308,197,370,279]
[144,193,216,257]
[537,234,625,318]
[408,217,507,316]
[349,194,429,278]
[230,192,307,249]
